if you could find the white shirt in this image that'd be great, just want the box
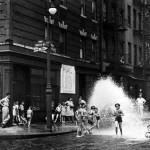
[137,97,146,105]
[0,96,9,107]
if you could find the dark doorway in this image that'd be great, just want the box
[13,65,30,110]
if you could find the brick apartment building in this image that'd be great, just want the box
[0,0,101,122]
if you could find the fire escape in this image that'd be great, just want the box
[104,0,129,75]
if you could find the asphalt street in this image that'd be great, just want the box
[0,131,150,150]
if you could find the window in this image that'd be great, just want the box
[139,47,142,66]
[127,5,131,26]
[60,0,66,6]
[138,13,141,30]
[119,9,124,26]
[91,40,96,62]
[59,29,66,55]
[128,42,132,64]
[80,37,86,59]
[111,7,115,22]
[92,0,97,20]
[81,0,86,16]
[45,25,53,41]
[102,36,107,59]
[133,9,136,29]
[134,45,137,66]
[103,1,107,22]
[120,41,125,63]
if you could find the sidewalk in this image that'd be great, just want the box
[0,122,77,140]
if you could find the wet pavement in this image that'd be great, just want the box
[0,123,77,140]
[0,131,150,150]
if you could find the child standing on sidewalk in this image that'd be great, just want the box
[15,101,20,125]
[61,102,66,123]
[54,103,62,123]
[12,102,17,125]
[27,106,33,128]
[19,101,27,125]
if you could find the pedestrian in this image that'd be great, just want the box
[19,101,27,125]
[54,103,61,123]
[136,93,146,118]
[27,106,33,128]
[0,93,10,128]
[66,98,74,122]
[94,107,100,129]
[87,106,96,134]
[81,105,88,135]
[12,101,17,125]
[15,101,20,124]
[112,103,124,136]
[79,96,86,107]
[61,102,67,123]
[75,103,85,137]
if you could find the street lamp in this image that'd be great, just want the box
[34,0,57,131]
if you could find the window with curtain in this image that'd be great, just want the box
[103,1,107,22]
[92,0,97,20]
[81,0,86,16]
[128,42,132,64]
[91,40,97,62]
[134,45,137,66]
[80,37,86,59]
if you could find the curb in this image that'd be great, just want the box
[0,129,77,140]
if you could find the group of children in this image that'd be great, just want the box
[75,102,100,138]
[75,102,124,138]
[13,101,33,128]
[54,98,74,123]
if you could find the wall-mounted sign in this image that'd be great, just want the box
[60,64,76,94]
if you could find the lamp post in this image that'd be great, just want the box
[45,0,57,131]
[34,0,57,131]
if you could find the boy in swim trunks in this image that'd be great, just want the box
[112,103,124,136]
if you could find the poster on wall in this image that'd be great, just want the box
[60,64,76,94]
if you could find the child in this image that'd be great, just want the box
[15,101,20,124]
[61,102,66,123]
[27,106,33,128]
[81,105,88,135]
[12,102,17,125]
[19,101,27,125]
[75,104,84,137]
[54,103,61,123]
[94,107,100,129]
[112,103,124,136]
[87,106,96,134]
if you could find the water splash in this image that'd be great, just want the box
[88,76,148,139]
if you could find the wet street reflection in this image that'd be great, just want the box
[0,131,150,150]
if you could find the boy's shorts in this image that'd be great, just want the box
[115,116,122,122]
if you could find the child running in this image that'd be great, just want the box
[94,107,100,129]
[75,103,85,137]
[88,106,96,134]
[112,103,124,136]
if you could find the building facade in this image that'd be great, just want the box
[0,0,101,122]
[102,0,150,108]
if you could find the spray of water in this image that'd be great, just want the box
[88,76,148,139]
